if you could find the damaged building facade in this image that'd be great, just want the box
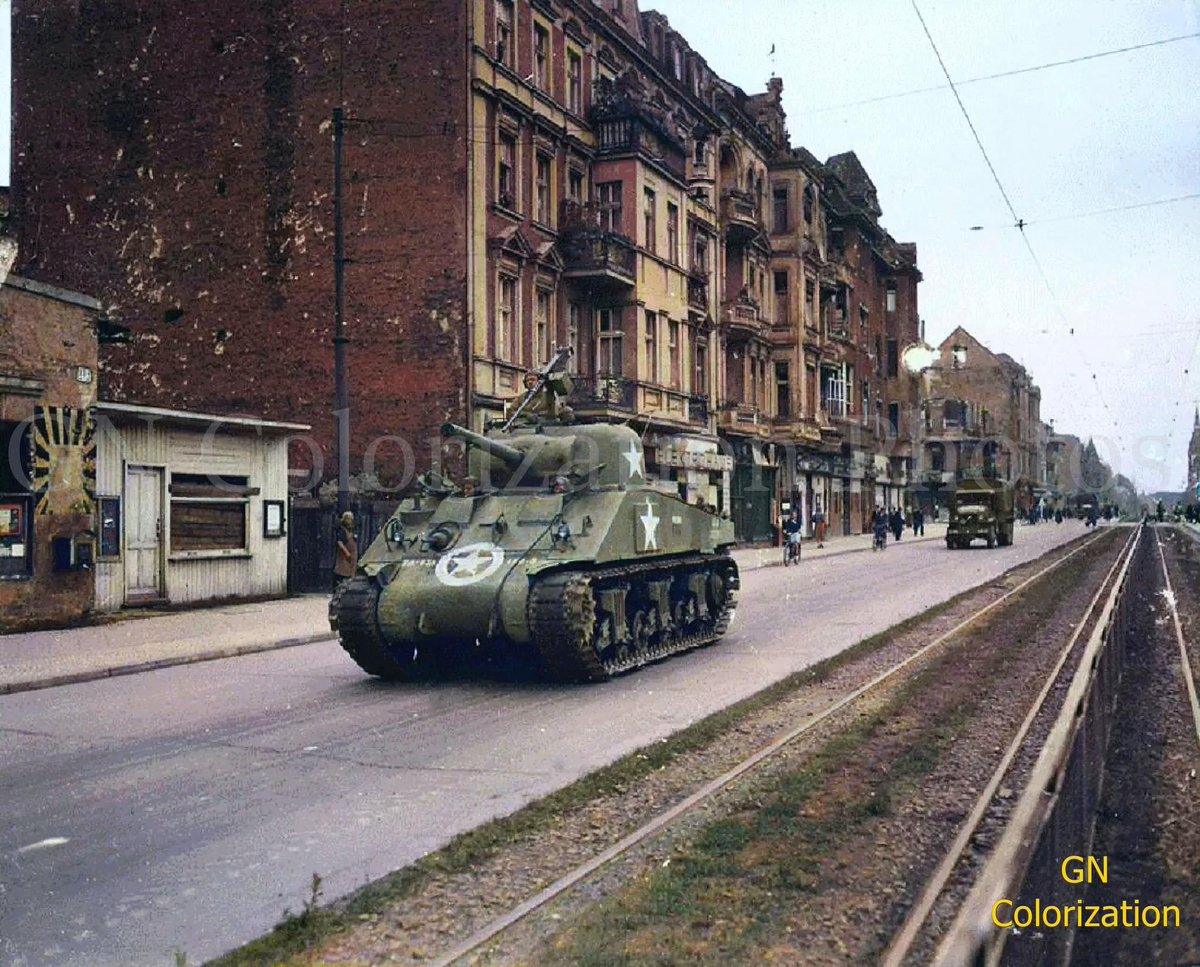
[917,326,1050,515]
[10,0,923,541]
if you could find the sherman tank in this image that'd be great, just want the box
[330,351,738,682]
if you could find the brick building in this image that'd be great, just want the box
[0,275,101,630]
[11,0,922,540]
[918,326,1047,513]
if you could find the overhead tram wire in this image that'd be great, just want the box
[909,0,1124,450]
[968,192,1200,231]
[796,32,1200,116]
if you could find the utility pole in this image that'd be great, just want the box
[333,105,349,514]
[332,0,350,515]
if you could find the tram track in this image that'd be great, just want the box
[425,532,1126,966]
[882,524,1139,966]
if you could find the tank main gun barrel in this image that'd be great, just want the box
[442,422,526,468]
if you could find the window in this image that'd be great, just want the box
[533,23,549,90]
[666,203,679,265]
[773,270,789,324]
[830,226,844,256]
[888,402,901,435]
[567,303,585,371]
[943,400,966,428]
[952,344,967,368]
[773,187,789,233]
[597,308,624,375]
[497,274,518,361]
[496,0,514,69]
[693,138,706,166]
[567,50,583,114]
[692,232,708,275]
[169,473,251,552]
[535,153,552,225]
[668,319,680,388]
[859,304,868,329]
[694,340,708,395]
[886,280,897,313]
[497,132,517,209]
[534,289,552,366]
[597,181,622,233]
[930,443,946,472]
[644,310,658,382]
[820,363,847,417]
[568,168,584,205]
[803,184,815,224]
[887,338,898,378]
[643,188,656,254]
[804,278,815,327]
[776,361,791,419]
[862,379,870,425]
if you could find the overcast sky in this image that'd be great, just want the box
[648,0,1200,492]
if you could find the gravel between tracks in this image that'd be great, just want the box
[1067,525,1200,967]
[295,531,1121,966]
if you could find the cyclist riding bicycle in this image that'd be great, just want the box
[783,511,803,565]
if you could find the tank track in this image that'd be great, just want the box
[528,553,739,682]
[332,576,441,681]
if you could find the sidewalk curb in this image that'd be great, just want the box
[0,632,335,696]
[739,531,945,571]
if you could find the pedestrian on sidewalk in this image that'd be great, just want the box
[813,506,826,548]
[890,507,904,542]
[912,507,925,536]
[333,511,358,593]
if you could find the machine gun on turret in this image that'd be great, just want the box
[501,346,574,431]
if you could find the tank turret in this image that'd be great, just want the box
[331,396,738,683]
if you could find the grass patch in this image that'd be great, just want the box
[206,540,1089,967]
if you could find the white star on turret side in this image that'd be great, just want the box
[640,499,660,550]
[623,441,644,480]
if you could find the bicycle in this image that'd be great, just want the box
[784,534,802,566]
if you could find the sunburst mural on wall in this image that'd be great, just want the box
[31,406,97,516]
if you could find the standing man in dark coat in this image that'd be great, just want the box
[333,510,358,593]
[912,507,925,536]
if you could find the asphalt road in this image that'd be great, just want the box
[0,522,1093,967]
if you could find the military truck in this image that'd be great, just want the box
[946,474,1015,549]
[330,348,738,682]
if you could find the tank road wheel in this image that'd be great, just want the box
[630,608,653,659]
[333,577,439,681]
[528,555,740,683]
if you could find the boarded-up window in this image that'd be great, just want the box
[169,473,252,551]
